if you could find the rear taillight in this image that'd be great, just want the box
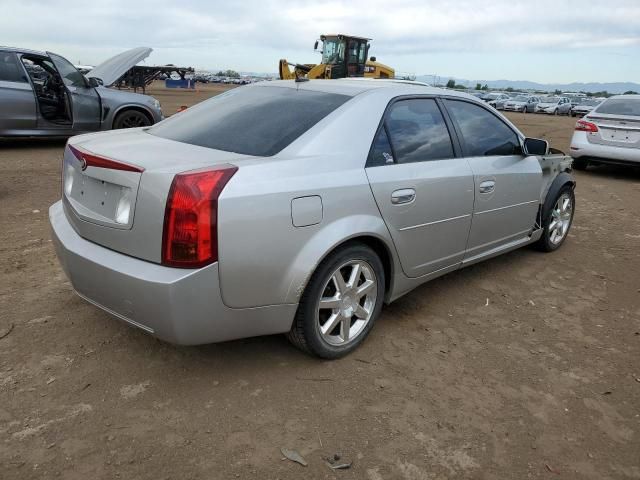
[575,119,598,133]
[162,165,237,268]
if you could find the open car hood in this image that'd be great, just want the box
[86,47,152,86]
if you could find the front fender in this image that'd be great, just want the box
[283,214,399,304]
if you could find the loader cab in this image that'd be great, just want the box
[318,34,369,79]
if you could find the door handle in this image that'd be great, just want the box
[479,180,495,194]
[391,188,416,205]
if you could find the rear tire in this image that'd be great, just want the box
[572,158,588,170]
[113,109,152,129]
[287,243,385,359]
[535,185,575,252]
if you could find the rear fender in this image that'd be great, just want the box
[283,214,399,304]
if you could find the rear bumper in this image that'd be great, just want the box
[49,201,296,345]
[570,132,640,165]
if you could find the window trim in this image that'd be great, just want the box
[440,97,524,158]
[365,94,462,168]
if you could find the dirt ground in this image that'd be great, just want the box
[1,84,639,480]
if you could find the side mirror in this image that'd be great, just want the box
[314,40,319,50]
[523,137,548,156]
[86,76,102,88]
[370,56,376,62]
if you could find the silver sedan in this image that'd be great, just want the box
[50,80,576,358]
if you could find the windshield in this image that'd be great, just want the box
[322,38,345,65]
[149,86,351,156]
[595,98,640,116]
[484,93,500,100]
[540,97,559,103]
[513,96,529,102]
[579,100,599,106]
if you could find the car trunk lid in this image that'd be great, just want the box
[62,128,252,263]
[587,114,640,149]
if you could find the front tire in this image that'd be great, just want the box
[113,109,152,129]
[535,186,575,252]
[287,243,385,359]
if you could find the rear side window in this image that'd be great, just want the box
[0,52,27,83]
[445,100,521,156]
[595,98,640,116]
[368,127,395,167]
[149,86,351,156]
[383,99,454,164]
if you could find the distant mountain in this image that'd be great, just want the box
[415,76,640,94]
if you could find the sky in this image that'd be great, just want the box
[1,0,639,84]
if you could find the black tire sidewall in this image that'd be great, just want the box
[113,110,151,129]
[297,244,385,359]
[539,186,575,252]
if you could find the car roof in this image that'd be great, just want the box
[0,46,47,57]
[252,79,479,101]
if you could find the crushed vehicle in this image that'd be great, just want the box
[0,47,163,137]
[50,79,576,358]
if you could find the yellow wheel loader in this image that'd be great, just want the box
[279,34,395,80]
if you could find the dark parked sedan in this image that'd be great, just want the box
[0,47,163,137]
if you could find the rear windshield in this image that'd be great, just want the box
[595,98,640,116]
[149,86,351,156]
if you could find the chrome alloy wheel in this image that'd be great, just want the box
[316,260,378,346]
[549,193,573,245]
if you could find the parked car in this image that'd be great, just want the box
[503,95,540,113]
[535,96,572,115]
[0,47,163,137]
[570,99,601,117]
[50,80,575,358]
[484,93,510,110]
[570,94,640,169]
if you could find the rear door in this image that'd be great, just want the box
[442,99,542,261]
[48,52,101,132]
[0,51,36,131]
[366,97,475,278]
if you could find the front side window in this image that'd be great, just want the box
[48,53,86,87]
[149,86,351,156]
[383,99,454,164]
[0,52,27,83]
[445,100,521,156]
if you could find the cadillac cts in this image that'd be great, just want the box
[50,80,576,358]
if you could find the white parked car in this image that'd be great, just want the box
[570,95,640,169]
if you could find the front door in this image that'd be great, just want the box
[48,52,101,132]
[442,99,542,261]
[0,52,36,132]
[366,98,475,278]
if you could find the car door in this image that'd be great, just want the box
[365,97,475,278]
[0,51,37,132]
[47,52,101,132]
[442,99,542,261]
